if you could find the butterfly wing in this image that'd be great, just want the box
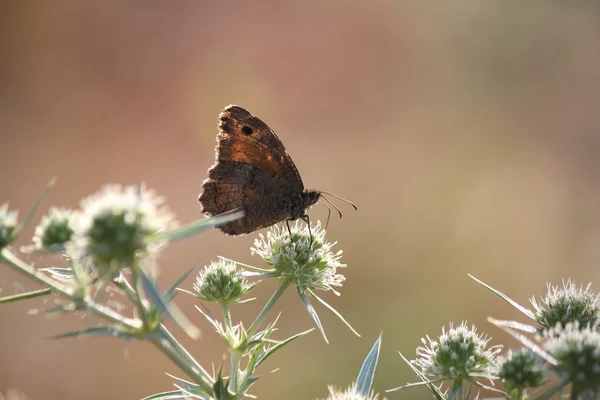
[200,161,297,234]
[215,105,304,192]
[199,105,305,234]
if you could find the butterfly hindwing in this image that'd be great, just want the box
[200,160,296,234]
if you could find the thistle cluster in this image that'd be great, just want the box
[12,181,600,400]
[1,181,366,400]
[393,278,600,399]
[413,322,501,383]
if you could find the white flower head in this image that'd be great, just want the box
[251,220,346,293]
[544,322,600,393]
[413,322,502,382]
[531,280,600,329]
[497,348,545,394]
[0,203,19,248]
[318,382,384,400]
[32,207,75,250]
[69,184,176,274]
[193,259,255,303]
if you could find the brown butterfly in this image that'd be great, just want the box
[198,105,356,238]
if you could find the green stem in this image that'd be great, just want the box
[152,324,214,393]
[221,303,241,393]
[113,273,137,300]
[222,303,233,334]
[1,248,139,327]
[112,273,148,322]
[85,298,142,327]
[1,248,71,296]
[516,388,524,400]
[129,267,152,320]
[230,352,242,394]
[0,287,52,303]
[1,247,212,392]
[247,279,290,337]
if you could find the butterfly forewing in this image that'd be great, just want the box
[217,106,304,191]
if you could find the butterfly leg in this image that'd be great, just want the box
[285,219,293,238]
[300,214,313,246]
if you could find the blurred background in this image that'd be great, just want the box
[2,1,600,399]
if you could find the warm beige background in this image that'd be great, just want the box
[2,1,600,399]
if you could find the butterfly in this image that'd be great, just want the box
[198,105,356,238]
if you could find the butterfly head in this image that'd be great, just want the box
[304,190,321,208]
[290,190,320,220]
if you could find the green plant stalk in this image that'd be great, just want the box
[152,324,214,393]
[222,303,234,335]
[112,274,141,306]
[570,386,579,400]
[230,352,242,395]
[2,247,215,392]
[1,248,72,296]
[220,303,241,391]
[130,267,157,324]
[0,288,52,303]
[1,248,140,327]
[512,388,524,400]
[247,279,290,337]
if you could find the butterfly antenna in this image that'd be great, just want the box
[317,200,333,229]
[319,196,342,219]
[318,191,358,210]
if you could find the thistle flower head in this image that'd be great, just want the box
[544,322,600,394]
[497,348,545,395]
[0,203,19,249]
[32,207,75,251]
[413,322,502,383]
[69,184,176,275]
[193,259,254,304]
[251,221,346,293]
[531,280,600,329]
[318,382,384,400]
